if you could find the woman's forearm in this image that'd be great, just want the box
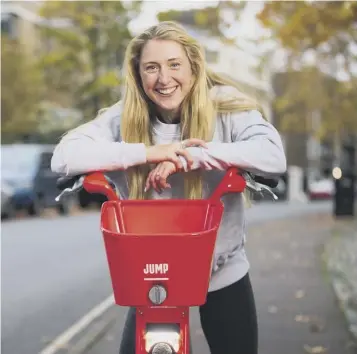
[51,138,147,175]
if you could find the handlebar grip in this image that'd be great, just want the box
[253,175,279,188]
[56,175,82,191]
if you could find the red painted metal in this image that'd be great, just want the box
[82,167,246,353]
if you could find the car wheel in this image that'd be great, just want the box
[1,202,16,220]
[57,198,71,215]
[28,197,43,216]
[78,190,91,209]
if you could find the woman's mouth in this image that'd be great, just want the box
[155,86,178,96]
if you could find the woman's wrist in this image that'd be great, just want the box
[145,146,153,163]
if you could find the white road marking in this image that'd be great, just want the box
[39,295,115,354]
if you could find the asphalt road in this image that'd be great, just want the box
[87,213,357,354]
[1,201,332,354]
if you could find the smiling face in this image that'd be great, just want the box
[139,39,194,117]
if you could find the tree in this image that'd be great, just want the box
[272,68,357,139]
[157,2,246,43]
[1,36,44,142]
[256,1,357,142]
[39,1,142,120]
[257,1,357,77]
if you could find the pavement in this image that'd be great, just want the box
[69,211,357,354]
[324,217,357,342]
[1,200,334,354]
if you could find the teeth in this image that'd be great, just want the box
[157,87,177,95]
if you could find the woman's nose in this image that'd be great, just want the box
[158,68,170,85]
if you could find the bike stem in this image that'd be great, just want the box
[136,306,190,354]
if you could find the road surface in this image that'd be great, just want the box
[2,201,332,354]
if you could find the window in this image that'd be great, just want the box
[39,152,54,170]
[205,49,218,64]
[1,13,18,38]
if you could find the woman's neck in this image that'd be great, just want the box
[156,108,180,124]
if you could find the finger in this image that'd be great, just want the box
[158,165,172,189]
[183,138,208,148]
[155,163,166,180]
[176,149,194,167]
[145,169,156,192]
[158,163,174,190]
[151,168,161,193]
[145,170,152,191]
[146,167,159,192]
[155,164,168,192]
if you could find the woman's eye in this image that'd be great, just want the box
[146,65,158,72]
[170,62,180,69]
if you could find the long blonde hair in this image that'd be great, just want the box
[121,21,259,199]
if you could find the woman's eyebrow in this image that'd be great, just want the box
[142,57,182,65]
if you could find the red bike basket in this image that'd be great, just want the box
[100,198,224,307]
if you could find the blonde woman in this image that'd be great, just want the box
[52,21,286,354]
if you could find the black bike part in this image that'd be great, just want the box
[251,174,279,188]
[56,175,82,191]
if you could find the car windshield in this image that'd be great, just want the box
[39,152,53,170]
[1,146,41,178]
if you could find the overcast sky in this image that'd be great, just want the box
[129,0,267,40]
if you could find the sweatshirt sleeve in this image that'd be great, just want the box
[182,110,287,177]
[51,102,147,175]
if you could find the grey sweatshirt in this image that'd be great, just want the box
[51,87,286,292]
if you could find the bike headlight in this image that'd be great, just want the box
[150,342,174,354]
[145,327,180,353]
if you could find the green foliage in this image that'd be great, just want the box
[273,69,357,139]
[257,1,357,139]
[1,36,44,141]
[39,1,142,119]
[257,2,356,55]
[158,2,246,41]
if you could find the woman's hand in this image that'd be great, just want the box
[145,161,177,193]
[145,138,207,170]
[145,138,207,193]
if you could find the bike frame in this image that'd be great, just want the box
[57,167,277,354]
[79,168,246,354]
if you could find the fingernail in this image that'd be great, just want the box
[144,187,147,192]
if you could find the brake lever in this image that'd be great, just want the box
[246,181,278,200]
[55,176,85,202]
[243,172,278,201]
[55,175,120,202]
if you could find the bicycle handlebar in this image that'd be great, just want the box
[57,171,278,192]
[253,175,278,189]
[55,169,280,204]
[57,175,81,190]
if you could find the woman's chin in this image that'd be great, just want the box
[156,102,181,113]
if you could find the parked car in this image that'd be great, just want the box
[272,174,287,200]
[1,144,73,216]
[308,178,334,200]
[1,180,16,219]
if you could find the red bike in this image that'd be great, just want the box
[56,168,277,354]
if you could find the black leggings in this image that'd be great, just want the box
[119,273,258,354]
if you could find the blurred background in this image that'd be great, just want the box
[1,0,356,218]
[1,1,356,354]
[1,0,357,217]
